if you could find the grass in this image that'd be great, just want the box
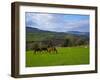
[26,47,89,67]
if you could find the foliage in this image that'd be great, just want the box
[26,27,89,50]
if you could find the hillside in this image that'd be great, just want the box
[26,27,68,42]
[26,27,89,42]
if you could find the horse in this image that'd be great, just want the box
[47,47,57,53]
[33,48,42,54]
[33,46,57,54]
[33,47,48,54]
[41,47,48,52]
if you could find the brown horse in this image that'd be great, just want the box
[47,47,57,53]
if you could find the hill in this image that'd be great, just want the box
[66,31,89,37]
[26,27,89,42]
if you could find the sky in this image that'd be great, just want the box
[25,12,90,32]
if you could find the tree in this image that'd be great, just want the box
[63,38,70,47]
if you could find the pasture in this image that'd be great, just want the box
[26,47,89,67]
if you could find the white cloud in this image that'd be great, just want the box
[26,13,55,30]
[26,13,89,32]
[64,20,89,29]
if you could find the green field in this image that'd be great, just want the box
[26,47,89,67]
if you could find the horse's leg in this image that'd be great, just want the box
[48,50,50,53]
[41,49,44,54]
[46,49,48,53]
[53,48,57,53]
[40,50,42,54]
[34,50,36,54]
[48,49,51,53]
[48,48,53,53]
[47,48,49,53]
[54,48,57,53]
[55,49,57,53]
[41,50,44,54]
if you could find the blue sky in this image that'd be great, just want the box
[25,12,89,32]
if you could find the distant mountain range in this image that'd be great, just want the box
[26,27,67,41]
[66,31,89,37]
[26,27,89,36]
[26,27,58,33]
[26,27,89,42]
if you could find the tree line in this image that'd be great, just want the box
[26,35,89,51]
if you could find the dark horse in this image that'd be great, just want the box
[33,47,48,53]
[33,47,57,54]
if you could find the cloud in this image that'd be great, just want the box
[26,12,89,32]
[26,13,55,30]
[62,20,89,31]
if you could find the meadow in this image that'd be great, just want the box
[26,47,89,67]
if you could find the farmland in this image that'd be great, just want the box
[26,47,89,67]
[25,13,90,67]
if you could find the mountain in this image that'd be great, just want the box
[26,27,68,41]
[26,27,47,33]
[66,31,89,37]
[26,27,63,33]
[26,27,89,35]
[26,27,89,42]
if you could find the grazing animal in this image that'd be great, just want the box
[41,47,48,52]
[47,47,57,53]
[34,48,42,53]
[33,47,48,53]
